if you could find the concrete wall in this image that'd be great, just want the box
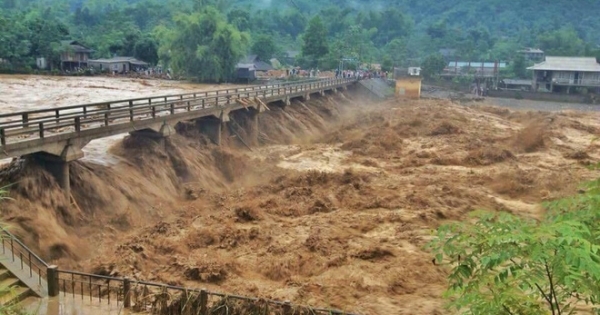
[487,90,590,103]
[88,61,130,73]
[396,77,422,99]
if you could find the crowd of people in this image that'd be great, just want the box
[335,69,392,80]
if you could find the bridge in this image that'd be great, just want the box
[0,77,356,197]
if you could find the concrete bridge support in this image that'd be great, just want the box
[31,144,84,200]
[130,121,176,141]
[196,117,223,146]
[248,109,260,145]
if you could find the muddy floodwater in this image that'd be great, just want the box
[0,75,241,164]
[2,74,600,314]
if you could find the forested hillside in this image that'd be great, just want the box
[1,0,599,80]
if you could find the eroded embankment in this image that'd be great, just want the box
[0,90,366,268]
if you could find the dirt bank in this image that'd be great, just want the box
[1,82,599,314]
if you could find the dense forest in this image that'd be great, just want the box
[1,0,600,81]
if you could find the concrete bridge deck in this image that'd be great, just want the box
[0,77,355,196]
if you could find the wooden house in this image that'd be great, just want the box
[60,40,94,71]
[88,57,148,73]
[518,48,545,61]
[528,56,600,93]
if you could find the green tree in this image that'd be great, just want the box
[156,6,249,82]
[511,54,528,79]
[301,16,329,68]
[227,8,252,31]
[428,187,600,315]
[0,14,30,67]
[133,36,158,65]
[381,55,393,72]
[421,54,446,78]
[384,38,407,68]
[24,15,69,68]
[538,27,586,56]
[251,33,277,61]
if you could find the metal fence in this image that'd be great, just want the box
[0,227,359,314]
[0,226,49,291]
[52,269,358,314]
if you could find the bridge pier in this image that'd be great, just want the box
[248,109,259,145]
[31,144,84,200]
[130,122,176,139]
[303,93,311,101]
[196,117,223,146]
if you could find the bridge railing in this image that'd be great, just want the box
[0,78,354,148]
[0,226,49,292]
[54,268,359,314]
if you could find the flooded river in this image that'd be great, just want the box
[0,75,241,165]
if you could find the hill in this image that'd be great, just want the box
[1,0,599,79]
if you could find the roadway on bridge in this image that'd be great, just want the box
[0,78,354,159]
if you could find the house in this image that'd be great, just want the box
[443,61,507,78]
[235,63,257,82]
[60,40,94,71]
[518,48,545,61]
[235,55,274,81]
[87,57,149,73]
[528,56,600,93]
[239,55,274,73]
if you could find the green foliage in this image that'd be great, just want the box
[133,36,159,65]
[428,185,600,315]
[2,0,600,72]
[421,54,446,78]
[156,6,249,82]
[381,56,393,72]
[301,16,329,68]
[251,34,278,61]
[538,27,586,56]
[510,54,528,79]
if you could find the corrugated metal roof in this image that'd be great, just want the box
[236,63,256,70]
[88,57,147,65]
[527,57,600,72]
[448,61,507,68]
[254,61,274,71]
[518,48,544,54]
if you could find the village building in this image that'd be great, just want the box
[528,56,600,93]
[235,55,274,81]
[442,61,507,78]
[518,48,545,61]
[235,63,257,82]
[239,55,274,73]
[394,67,422,99]
[60,40,94,71]
[87,57,149,73]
